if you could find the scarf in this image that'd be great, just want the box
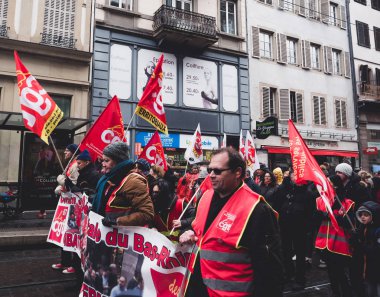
[92,159,133,214]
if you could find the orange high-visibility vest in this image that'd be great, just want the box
[315,197,354,257]
[186,183,266,297]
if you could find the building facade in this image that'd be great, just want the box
[247,0,359,169]
[0,0,93,209]
[93,0,250,167]
[349,0,380,172]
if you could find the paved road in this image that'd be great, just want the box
[0,245,333,297]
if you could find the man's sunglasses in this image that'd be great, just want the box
[207,167,231,175]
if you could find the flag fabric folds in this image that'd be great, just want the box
[14,51,64,144]
[239,130,245,159]
[245,131,260,172]
[288,119,339,230]
[135,54,168,134]
[184,123,203,164]
[80,96,125,160]
[138,131,168,171]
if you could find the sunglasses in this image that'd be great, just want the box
[207,167,231,175]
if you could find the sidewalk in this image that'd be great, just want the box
[0,210,54,248]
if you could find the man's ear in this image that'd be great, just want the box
[235,167,243,179]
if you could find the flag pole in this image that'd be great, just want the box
[333,194,356,232]
[125,113,136,134]
[63,145,81,174]
[49,136,64,171]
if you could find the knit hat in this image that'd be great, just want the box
[66,144,78,154]
[356,205,372,222]
[335,163,353,177]
[103,142,130,163]
[135,159,151,176]
[76,149,91,161]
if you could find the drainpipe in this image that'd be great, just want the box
[345,0,361,168]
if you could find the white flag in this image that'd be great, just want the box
[245,131,260,172]
[221,133,227,148]
[184,123,203,164]
[239,130,245,159]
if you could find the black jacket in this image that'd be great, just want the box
[65,163,101,193]
[341,173,371,210]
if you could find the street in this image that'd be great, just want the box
[0,244,332,297]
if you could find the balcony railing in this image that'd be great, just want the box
[358,81,380,100]
[40,33,76,49]
[0,25,8,38]
[153,5,217,45]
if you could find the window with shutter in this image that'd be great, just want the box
[302,40,311,69]
[278,0,285,9]
[220,0,237,35]
[360,65,369,83]
[296,92,304,123]
[340,5,346,29]
[320,97,326,125]
[341,101,347,127]
[324,46,332,74]
[110,0,133,10]
[42,0,76,48]
[310,43,321,69]
[313,96,326,125]
[277,33,287,64]
[252,27,260,58]
[287,38,298,64]
[329,2,339,26]
[374,27,380,51]
[262,87,270,118]
[299,0,306,15]
[313,96,320,125]
[259,30,274,59]
[308,0,318,19]
[335,99,347,128]
[354,0,366,4]
[284,0,294,11]
[0,0,8,37]
[335,99,341,127]
[356,21,371,48]
[279,89,290,120]
[344,51,351,78]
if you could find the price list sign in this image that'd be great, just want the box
[137,49,177,105]
[183,57,218,110]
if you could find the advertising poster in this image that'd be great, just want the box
[109,44,132,99]
[82,211,192,297]
[222,64,238,112]
[183,57,218,110]
[137,49,177,105]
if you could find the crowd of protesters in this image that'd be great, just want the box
[48,142,380,297]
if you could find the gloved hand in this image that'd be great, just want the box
[102,217,117,227]
[57,174,66,186]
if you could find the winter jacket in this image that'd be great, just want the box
[259,183,278,207]
[341,173,371,210]
[66,163,101,193]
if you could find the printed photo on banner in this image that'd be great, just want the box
[137,49,177,105]
[82,211,192,297]
[183,57,218,110]
[109,44,132,99]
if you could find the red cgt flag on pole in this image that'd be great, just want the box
[14,51,64,144]
[135,54,168,134]
[239,130,245,159]
[138,131,167,171]
[80,96,125,160]
[288,119,339,230]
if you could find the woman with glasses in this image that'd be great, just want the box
[151,178,195,242]
[259,171,278,207]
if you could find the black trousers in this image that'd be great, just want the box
[324,251,352,297]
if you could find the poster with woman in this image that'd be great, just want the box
[137,49,177,105]
[183,57,218,110]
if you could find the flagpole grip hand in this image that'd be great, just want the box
[179,230,198,245]
[172,219,181,230]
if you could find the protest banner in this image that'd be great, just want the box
[82,211,192,297]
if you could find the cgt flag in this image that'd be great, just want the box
[136,54,168,134]
[245,131,260,172]
[80,96,125,160]
[14,51,63,144]
[288,119,339,230]
[184,123,203,164]
[239,130,245,159]
[138,131,168,171]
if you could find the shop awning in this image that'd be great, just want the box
[0,111,90,132]
[261,146,359,158]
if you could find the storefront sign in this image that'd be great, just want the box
[137,49,177,104]
[136,132,180,148]
[368,142,380,150]
[180,134,218,150]
[183,57,218,110]
[256,117,278,139]
[363,147,378,155]
[109,44,132,99]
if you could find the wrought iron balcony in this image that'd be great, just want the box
[40,33,76,49]
[153,5,218,49]
[358,81,380,101]
[0,25,8,38]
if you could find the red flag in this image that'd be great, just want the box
[80,96,125,160]
[245,131,260,171]
[239,130,245,159]
[192,175,212,206]
[184,124,203,164]
[288,120,339,230]
[135,54,168,134]
[14,51,64,144]
[138,131,168,171]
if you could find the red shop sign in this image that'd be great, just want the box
[363,147,378,155]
